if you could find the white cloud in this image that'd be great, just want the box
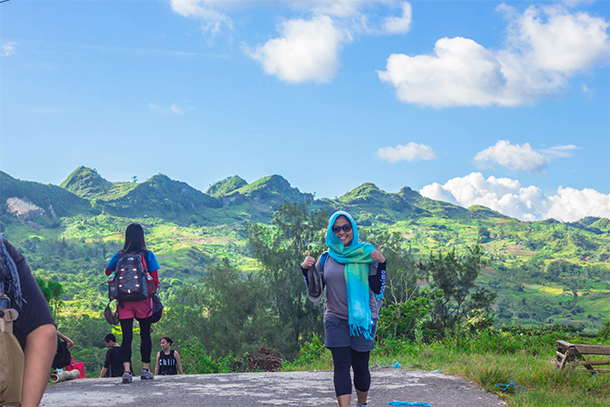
[581,83,593,97]
[170,104,182,114]
[376,142,436,163]
[169,0,233,34]
[170,1,415,82]
[383,2,412,34]
[473,140,577,173]
[546,186,610,222]
[1,42,16,57]
[540,144,578,158]
[245,2,413,82]
[378,5,610,107]
[559,0,597,8]
[420,172,610,221]
[149,102,185,115]
[307,0,376,18]
[474,140,548,173]
[507,5,610,72]
[378,37,508,107]
[418,182,459,205]
[245,15,351,83]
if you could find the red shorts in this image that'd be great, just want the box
[118,298,153,320]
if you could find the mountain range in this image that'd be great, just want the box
[3,166,610,238]
[2,166,518,226]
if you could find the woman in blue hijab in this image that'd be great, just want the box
[301,211,386,407]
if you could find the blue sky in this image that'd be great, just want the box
[1,0,609,222]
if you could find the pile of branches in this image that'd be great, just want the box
[247,347,283,372]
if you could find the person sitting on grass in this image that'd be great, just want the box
[99,333,125,378]
[155,336,183,375]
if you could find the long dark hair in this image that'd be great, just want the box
[123,223,147,252]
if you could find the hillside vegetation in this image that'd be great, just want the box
[1,167,609,331]
[2,169,609,406]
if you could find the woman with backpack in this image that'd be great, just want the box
[105,223,160,383]
[301,211,386,407]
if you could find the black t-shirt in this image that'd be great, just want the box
[104,346,124,377]
[52,338,72,369]
[3,239,55,350]
[158,349,177,375]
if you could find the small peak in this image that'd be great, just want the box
[338,183,387,205]
[360,182,380,190]
[148,173,170,181]
[245,175,291,192]
[398,186,420,197]
[206,175,248,197]
[60,166,106,187]
[343,182,384,196]
[60,166,110,198]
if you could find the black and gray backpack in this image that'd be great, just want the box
[108,250,156,302]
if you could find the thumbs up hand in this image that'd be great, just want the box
[371,245,385,263]
[302,250,316,269]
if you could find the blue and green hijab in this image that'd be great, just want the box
[326,211,376,339]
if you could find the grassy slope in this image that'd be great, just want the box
[282,330,610,407]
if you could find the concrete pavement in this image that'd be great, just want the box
[41,369,506,406]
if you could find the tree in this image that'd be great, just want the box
[419,244,496,339]
[36,276,63,318]
[477,226,491,243]
[360,229,429,341]
[358,229,418,305]
[199,259,279,356]
[246,202,327,357]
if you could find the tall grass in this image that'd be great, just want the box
[284,327,610,407]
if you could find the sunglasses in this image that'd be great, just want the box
[332,225,352,233]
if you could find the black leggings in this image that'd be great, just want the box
[120,318,152,366]
[329,347,371,397]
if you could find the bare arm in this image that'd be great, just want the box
[175,351,183,375]
[154,352,160,375]
[21,324,57,407]
[57,331,74,349]
[100,367,108,378]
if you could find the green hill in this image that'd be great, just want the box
[59,167,224,221]
[222,174,314,209]
[60,166,114,199]
[60,166,139,202]
[0,171,95,223]
[94,174,222,219]
[329,183,487,225]
[206,175,248,197]
[466,205,512,221]
[568,216,610,234]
